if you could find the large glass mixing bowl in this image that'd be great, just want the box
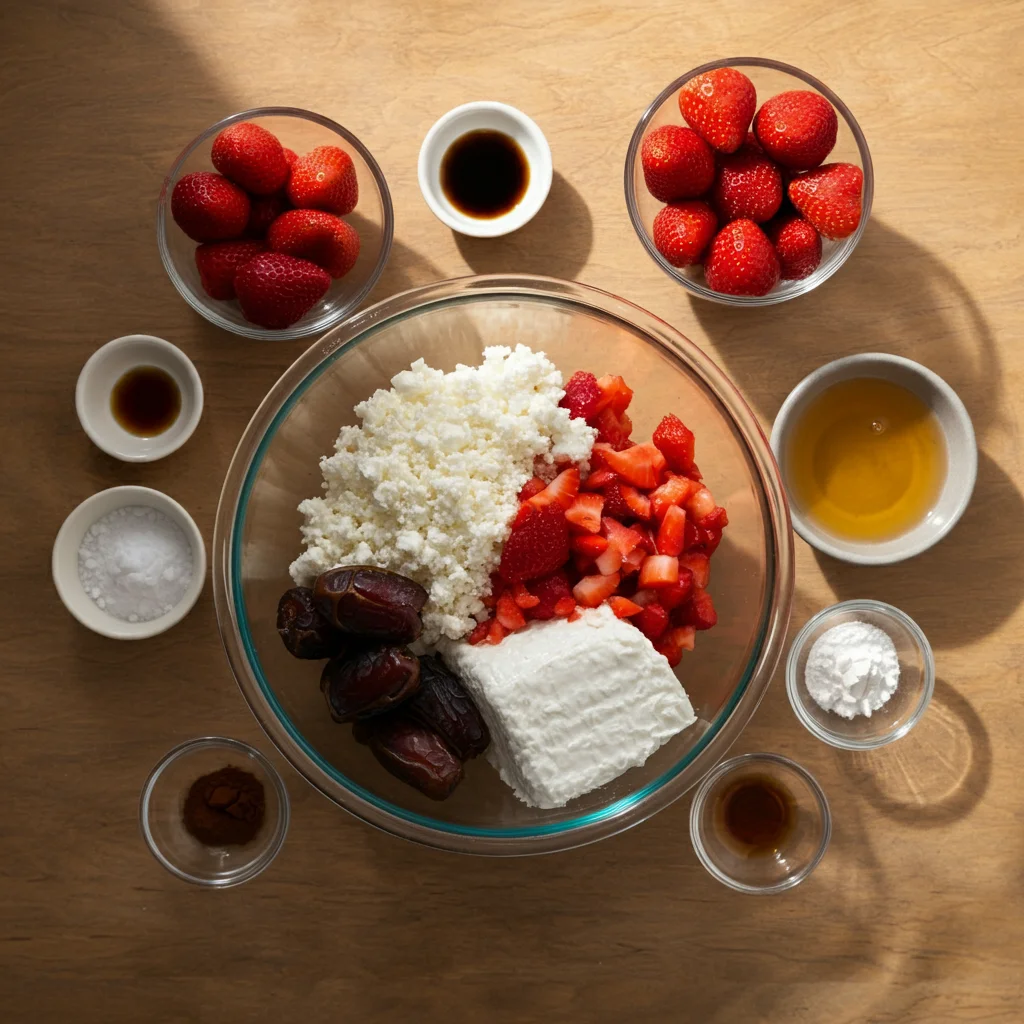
[213,275,794,855]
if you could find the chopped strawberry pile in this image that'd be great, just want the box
[470,371,728,666]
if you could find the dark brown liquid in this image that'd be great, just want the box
[110,365,181,437]
[440,129,530,218]
[717,774,796,855]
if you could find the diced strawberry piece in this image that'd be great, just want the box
[589,443,616,468]
[635,602,670,640]
[639,554,680,588]
[700,506,729,531]
[573,552,595,575]
[602,443,667,490]
[525,570,573,620]
[568,607,584,622]
[650,475,696,521]
[658,570,694,610]
[496,592,527,631]
[528,466,580,511]
[682,518,701,552]
[573,572,621,608]
[632,588,660,607]
[554,596,577,617]
[601,482,634,520]
[595,374,634,414]
[699,527,724,554]
[679,551,710,589]
[486,619,508,644]
[571,533,609,558]
[620,485,651,520]
[594,407,634,449]
[686,463,703,482]
[656,504,687,556]
[674,625,697,651]
[637,526,658,555]
[652,414,696,472]
[511,503,533,529]
[582,467,617,491]
[467,619,491,645]
[602,518,643,556]
[595,543,623,575]
[654,625,697,666]
[677,587,718,630]
[511,581,540,609]
[608,595,644,618]
[499,504,570,583]
[518,476,547,502]
[565,492,604,533]
[687,486,717,522]
[559,371,604,421]
[622,547,647,574]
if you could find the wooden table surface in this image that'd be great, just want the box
[3,1,1023,1020]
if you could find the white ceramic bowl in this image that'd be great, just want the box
[770,353,976,564]
[417,101,553,237]
[76,335,203,462]
[52,486,207,639]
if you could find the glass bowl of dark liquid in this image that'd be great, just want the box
[689,752,831,893]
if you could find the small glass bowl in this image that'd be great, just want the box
[140,737,290,887]
[157,107,394,340]
[689,752,831,893]
[625,57,873,306]
[786,600,935,749]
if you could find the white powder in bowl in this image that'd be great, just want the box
[804,620,900,719]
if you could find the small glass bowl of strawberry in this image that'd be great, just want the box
[158,107,394,340]
[625,58,873,306]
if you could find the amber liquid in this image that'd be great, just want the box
[785,378,947,542]
[110,365,181,436]
[440,129,530,218]
[716,774,796,856]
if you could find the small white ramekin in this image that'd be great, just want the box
[417,101,552,237]
[76,335,203,462]
[770,353,976,565]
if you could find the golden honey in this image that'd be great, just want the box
[785,377,946,542]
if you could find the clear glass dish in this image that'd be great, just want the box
[625,57,874,306]
[157,107,393,341]
[212,274,795,854]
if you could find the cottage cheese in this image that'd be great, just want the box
[290,345,596,643]
[438,605,697,808]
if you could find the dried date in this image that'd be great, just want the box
[321,646,420,722]
[366,715,464,801]
[276,587,345,660]
[405,655,490,759]
[313,566,427,643]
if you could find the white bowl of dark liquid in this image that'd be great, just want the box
[417,101,553,237]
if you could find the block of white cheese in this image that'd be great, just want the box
[438,604,696,809]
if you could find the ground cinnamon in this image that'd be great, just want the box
[182,765,265,846]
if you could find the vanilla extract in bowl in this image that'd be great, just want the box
[715,773,797,856]
[440,129,530,218]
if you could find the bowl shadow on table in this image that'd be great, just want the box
[686,219,1002,441]
[453,172,593,280]
[813,451,1024,650]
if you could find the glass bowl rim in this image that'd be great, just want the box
[156,105,395,341]
[688,751,832,893]
[623,56,875,307]
[212,273,795,855]
[785,598,936,750]
[139,735,291,887]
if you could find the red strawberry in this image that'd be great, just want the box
[582,467,617,492]
[635,602,670,640]
[245,193,289,238]
[650,475,696,521]
[602,442,667,490]
[678,67,757,153]
[511,581,541,609]
[194,239,265,300]
[788,163,863,240]
[678,551,710,589]
[652,200,718,268]
[602,482,635,520]
[573,572,621,608]
[608,595,643,619]
[498,504,570,583]
[283,147,298,168]
[518,477,547,502]
[267,208,360,279]
[596,375,634,415]
[496,592,527,631]
[560,371,603,421]
[566,492,605,533]
[287,145,358,215]
[654,626,696,667]
[641,125,715,201]
[704,219,780,296]
[211,122,290,196]
[655,504,687,557]
[234,252,331,329]
[639,554,679,588]
[527,467,580,511]
[652,414,696,473]
[658,572,694,610]
[711,143,783,223]
[754,91,838,170]
[677,587,718,630]
[171,171,250,242]
[526,570,574,620]
[765,213,822,279]
[594,407,633,449]
[571,533,609,557]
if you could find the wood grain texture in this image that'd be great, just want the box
[2,0,1023,1020]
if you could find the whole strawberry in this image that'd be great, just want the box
[704,218,780,296]
[267,208,360,279]
[211,122,290,195]
[765,213,821,279]
[678,67,756,153]
[788,162,863,239]
[171,172,250,242]
[754,91,837,170]
[234,252,331,329]
[287,145,358,215]
[711,141,783,223]
[652,200,718,267]
[245,193,290,238]
[194,239,266,299]
[641,125,715,201]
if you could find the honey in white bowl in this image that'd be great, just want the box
[785,377,947,542]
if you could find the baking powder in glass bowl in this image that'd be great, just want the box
[804,620,899,719]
